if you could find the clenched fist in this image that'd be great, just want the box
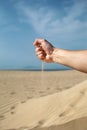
[33,39,55,63]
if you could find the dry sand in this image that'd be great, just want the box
[0,70,87,130]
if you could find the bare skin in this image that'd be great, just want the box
[34,38,87,73]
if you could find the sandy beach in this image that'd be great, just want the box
[0,70,87,130]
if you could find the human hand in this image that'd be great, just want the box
[33,39,55,63]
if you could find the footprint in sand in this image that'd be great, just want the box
[27,96,33,99]
[47,87,50,90]
[0,115,5,120]
[70,90,86,107]
[10,92,16,95]
[10,106,16,115]
[80,90,85,95]
[40,94,46,97]
[21,100,26,104]
[39,90,44,94]
[34,120,45,128]
[38,120,45,126]
[10,106,16,110]
[10,111,15,115]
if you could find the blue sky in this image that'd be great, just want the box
[0,0,87,70]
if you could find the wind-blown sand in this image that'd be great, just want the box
[0,70,87,130]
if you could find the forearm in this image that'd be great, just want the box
[52,48,87,73]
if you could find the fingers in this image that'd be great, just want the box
[35,47,41,52]
[35,47,46,60]
[37,53,45,60]
[37,52,45,60]
[33,39,44,47]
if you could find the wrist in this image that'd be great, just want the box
[51,48,59,63]
[51,48,67,64]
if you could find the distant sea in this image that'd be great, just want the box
[0,69,71,71]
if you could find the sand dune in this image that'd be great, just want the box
[31,117,87,130]
[1,79,87,130]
